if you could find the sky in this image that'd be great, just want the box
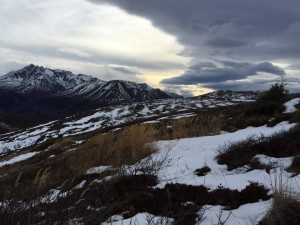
[0,0,299,96]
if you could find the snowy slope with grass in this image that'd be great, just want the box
[154,122,297,190]
[0,93,257,155]
[107,122,300,224]
[0,96,299,225]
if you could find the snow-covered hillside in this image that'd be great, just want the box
[0,97,299,225]
[0,64,101,94]
[0,93,258,155]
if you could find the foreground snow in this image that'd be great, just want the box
[103,200,271,225]
[102,213,173,225]
[112,121,299,224]
[200,200,271,225]
[154,121,298,191]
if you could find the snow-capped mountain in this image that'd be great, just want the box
[0,64,180,121]
[0,64,176,103]
[57,80,174,104]
[0,64,100,94]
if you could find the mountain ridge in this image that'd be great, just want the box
[0,64,179,121]
[0,64,177,100]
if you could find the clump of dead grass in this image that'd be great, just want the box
[154,114,223,140]
[67,124,158,174]
[287,155,300,175]
[260,171,300,225]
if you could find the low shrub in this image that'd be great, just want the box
[217,124,300,170]
[0,173,270,225]
[210,182,269,209]
[291,110,300,123]
[248,157,273,173]
[194,166,211,176]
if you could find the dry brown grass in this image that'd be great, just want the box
[0,124,160,201]
[0,112,235,203]
[288,155,300,175]
[260,172,300,225]
[67,124,158,174]
[154,114,223,140]
[46,137,75,152]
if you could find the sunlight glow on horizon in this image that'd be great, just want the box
[0,0,214,95]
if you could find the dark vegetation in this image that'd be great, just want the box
[194,166,211,177]
[0,174,269,225]
[217,124,300,171]
[0,110,39,133]
[150,114,222,140]
[217,84,300,171]
[246,83,288,116]
[0,88,100,122]
[215,84,300,224]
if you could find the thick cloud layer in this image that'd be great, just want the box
[161,61,285,85]
[89,0,300,92]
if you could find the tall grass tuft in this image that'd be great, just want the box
[67,124,158,174]
[260,170,300,225]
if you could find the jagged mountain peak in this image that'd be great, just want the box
[101,80,151,91]
[0,65,179,109]
[0,65,103,94]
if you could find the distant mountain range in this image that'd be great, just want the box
[0,64,179,121]
[0,64,177,102]
[194,90,259,102]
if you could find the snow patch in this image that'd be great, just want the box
[86,166,110,174]
[0,152,39,167]
[284,98,300,113]
[253,154,294,169]
[102,213,173,225]
[199,200,271,225]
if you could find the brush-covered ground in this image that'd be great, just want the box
[0,87,299,225]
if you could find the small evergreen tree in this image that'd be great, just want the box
[246,83,289,116]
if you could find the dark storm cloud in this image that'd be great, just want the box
[203,80,276,91]
[203,76,300,93]
[88,0,300,91]
[88,0,300,60]
[161,61,285,85]
[189,62,217,70]
[206,38,247,48]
